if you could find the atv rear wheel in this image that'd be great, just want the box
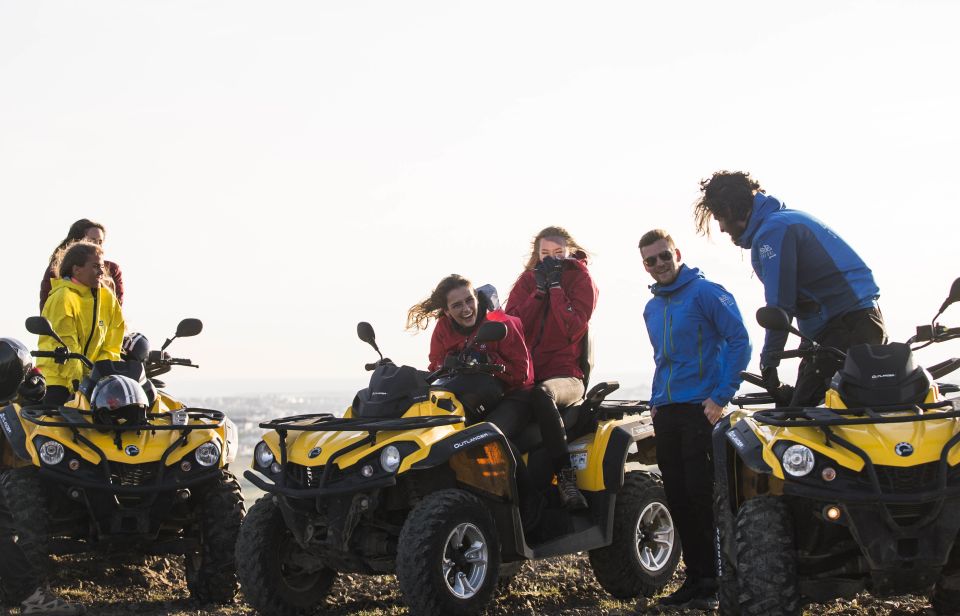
[396,489,501,616]
[933,568,960,615]
[185,470,245,604]
[235,496,337,616]
[0,467,49,603]
[588,471,679,598]
[734,496,800,616]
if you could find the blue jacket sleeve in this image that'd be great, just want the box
[700,283,752,406]
[753,222,797,368]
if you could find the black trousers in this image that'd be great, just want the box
[0,471,38,602]
[531,377,585,472]
[653,403,715,581]
[791,306,888,406]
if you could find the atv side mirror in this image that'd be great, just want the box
[176,318,203,338]
[756,306,805,339]
[25,316,67,347]
[357,322,383,360]
[934,278,960,322]
[475,321,508,344]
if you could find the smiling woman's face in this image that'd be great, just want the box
[444,285,478,329]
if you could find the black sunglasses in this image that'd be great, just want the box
[643,250,674,267]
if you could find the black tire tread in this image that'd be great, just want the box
[588,471,679,599]
[714,482,740,615]
[186,469,245,604]
[396,489,500,616]
[734,496,800,616]
[235,496,336,616]
[0,467,49,604]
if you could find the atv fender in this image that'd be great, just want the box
[223,417,239,465]
[409,423,519,501]
[719,416,771,474]
[600,417,651,491]
[0,404,30,462]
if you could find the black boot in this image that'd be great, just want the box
[557,467,587,510]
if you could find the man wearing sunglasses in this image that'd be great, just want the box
[639,229,751,609]
[694,170,886,407]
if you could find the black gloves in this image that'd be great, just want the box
[535,257,564,293]
[762,365,795,407]
[19,368,47,404]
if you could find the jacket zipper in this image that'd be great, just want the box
[82,287,99,358]
[664,299,672,403]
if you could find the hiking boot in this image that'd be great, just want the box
[657,577,699,606]
[557,467,588,510]
[21,587,85,615]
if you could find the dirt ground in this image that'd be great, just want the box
[8,553,936,615]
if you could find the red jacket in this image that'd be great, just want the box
[505,255,597,381]
[40,261,123,311]
[428,310,534,391]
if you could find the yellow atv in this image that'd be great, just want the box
[0,316,244,604]
[237,320,678,616]
[714,279,960,616]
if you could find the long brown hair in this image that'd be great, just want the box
[48,219,106,266]
[523,226,589,271]
[52,241,103,279]
[406,274,472,331]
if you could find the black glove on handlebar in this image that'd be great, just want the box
[18,368,46,403]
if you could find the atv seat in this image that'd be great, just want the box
[511,382,620,454]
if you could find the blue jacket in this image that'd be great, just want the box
[736,194,880,368]
[644,265,751,408]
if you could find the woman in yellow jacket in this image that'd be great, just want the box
[39,241,125,406]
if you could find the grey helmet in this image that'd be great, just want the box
[91,374,150,424]
[0,338,32,402]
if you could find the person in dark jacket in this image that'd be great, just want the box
[407,274,534,439]
[40,219,123,311]
[694,171,887,406]
[505,226,597,510]
[640,229,751,609]
[0,338,85,615]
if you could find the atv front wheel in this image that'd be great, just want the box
[734,496,800,616]
[0,467,50,603]
[588,471,679,598]
[714,482,740,615]
[186,470,245,604]
[235,496,337,616]
[396,489,501,616]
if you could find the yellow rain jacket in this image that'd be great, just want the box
[38,279,125,389]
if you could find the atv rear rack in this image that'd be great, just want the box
[258,413,463,434]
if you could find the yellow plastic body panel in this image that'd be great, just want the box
[731,386,960,480]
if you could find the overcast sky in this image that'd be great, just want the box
[2,1,959,397]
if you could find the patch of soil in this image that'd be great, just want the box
[10,553,935,615]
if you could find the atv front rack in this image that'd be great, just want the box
[21,404,225,432]
[751,399,960,428]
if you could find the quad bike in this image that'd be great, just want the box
[0,316,244,605]
[713,279,960,616]
[237,319,679,616]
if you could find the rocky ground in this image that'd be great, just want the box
[7,553,937,615]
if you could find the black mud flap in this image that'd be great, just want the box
[0,404,30,461]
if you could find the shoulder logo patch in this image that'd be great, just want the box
[759,244,777,260]
[718,294,734,306]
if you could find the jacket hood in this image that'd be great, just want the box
[50,278,93,296]
[650,264,703,297]
[736,193,785,248]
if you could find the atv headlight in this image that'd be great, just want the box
[254,441,275,468]
[194,442,221,467]
[39,440,65,466]
[380,445,402,473]
[782,444,815,477]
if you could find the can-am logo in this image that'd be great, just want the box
[453,432,492,450]
[308,447,322,459]
[124,445,140,457]
[871,373,895,380]
[895,442,914,457]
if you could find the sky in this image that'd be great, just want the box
[2,1,959,397]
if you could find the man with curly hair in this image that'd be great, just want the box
[693,170,887,407]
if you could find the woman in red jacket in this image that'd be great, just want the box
[506,226,598,510]
[40,219,124,311]
[407,274,534,440]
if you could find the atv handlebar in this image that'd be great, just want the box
[31,349,94,369]
[767,345,845,362]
